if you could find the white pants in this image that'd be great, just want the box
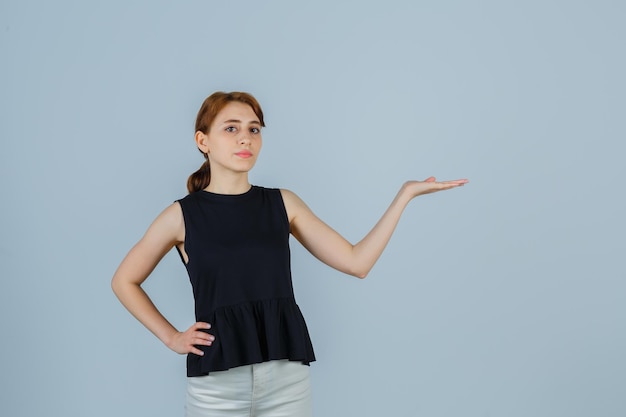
[186,360,312,417]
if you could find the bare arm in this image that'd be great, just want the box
[111,203,214,355]
[282,176,468,278]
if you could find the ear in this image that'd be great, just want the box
[195,131,210,154]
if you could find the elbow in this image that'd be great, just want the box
[111,276,121,297]
[349,268,369,279]
[111,274,129,298]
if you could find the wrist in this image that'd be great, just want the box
[162,329,179,349]
[397,183,415,204]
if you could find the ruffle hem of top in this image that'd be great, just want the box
[187,297,316,377]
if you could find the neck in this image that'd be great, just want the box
[204,173,251,195]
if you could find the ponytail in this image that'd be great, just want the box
[187,157,210,193]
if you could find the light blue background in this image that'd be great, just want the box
[2,1,625,416]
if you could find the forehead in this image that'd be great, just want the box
[214,101,259,124]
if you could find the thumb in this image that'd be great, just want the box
[424,176,436,182]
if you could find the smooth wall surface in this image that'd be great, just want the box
[2,1,624,416]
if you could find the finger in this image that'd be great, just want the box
[438,180,468,186]
[426,183,461,192]
[193,336,213,346]
[194,332,215,342]
[424,176,436,182]
[189,346,205,356]
[194,322,211,330]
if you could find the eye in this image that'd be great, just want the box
[250,127,260,134]
[225,126,237,133]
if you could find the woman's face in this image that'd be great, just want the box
[196,101,263,176]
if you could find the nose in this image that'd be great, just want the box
[239,132,251,145]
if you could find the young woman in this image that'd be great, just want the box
[111,91,468,416]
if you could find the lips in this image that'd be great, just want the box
[235,150,253,158]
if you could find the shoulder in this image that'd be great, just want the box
[163,200,184,218]
[253,185,293,203]
[175,192,207,217]
[279,189,311,223]
[279,188,302,206]
[177,191,201,205]
[157,202,184,226]
[146,202,184,241]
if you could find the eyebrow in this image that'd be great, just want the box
[221,119,261,125]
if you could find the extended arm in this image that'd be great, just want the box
[111,203,214,355]
[281,177,467,278]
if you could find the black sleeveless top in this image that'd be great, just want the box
[176,186,315,377]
